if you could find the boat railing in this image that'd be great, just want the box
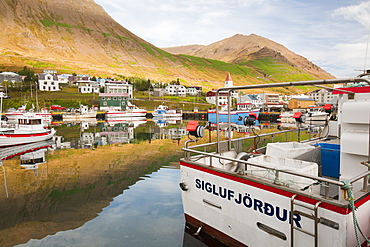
[183,128,370,201]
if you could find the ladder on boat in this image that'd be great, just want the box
[290,194,321,247]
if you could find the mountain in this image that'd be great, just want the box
[163,34,334,80]
[0,0,334,92]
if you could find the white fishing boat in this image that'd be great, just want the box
[0,112,55,147]
[152,105,182,118]
[180,76,370,247]
[63,105,97,121]
[5,104,52,123]
[306,106,329,121]
[105,102,147,118]
[279,106,330,123]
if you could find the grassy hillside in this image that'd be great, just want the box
[3,86,211,112]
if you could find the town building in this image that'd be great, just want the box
[206,72,239,106]
[165,84,187,97]
[309,88,338,105]
[77,81,100,94]
[99,81,133,111]
[187,86,202,96]
[258,93,286,111]
[57,74,73,84]
[288,97,315,109]
[237,94,264,108]
[38,73,60,91]
[0,72,22,83]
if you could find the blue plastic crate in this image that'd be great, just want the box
[315,143,340,178]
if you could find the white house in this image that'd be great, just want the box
[57,74,73,84]
[78,81,100,94]
[165,85,187,97]
[187,86,202,96]
[38,73,60,91]
[309,88,338,105]
[104,81,133,99]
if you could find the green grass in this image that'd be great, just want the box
[242,58,318,82]
[180,55,252,76]
[39,19,127,41]
[140,43,176,62]
[25,60,57,68]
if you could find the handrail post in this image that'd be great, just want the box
[363,167,370,191]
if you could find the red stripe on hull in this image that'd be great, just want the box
[180,161,370,214]
[3,131,53,138]
[2,145,52,160]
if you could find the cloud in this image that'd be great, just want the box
[94,0,370,78]
[333,1,370,27]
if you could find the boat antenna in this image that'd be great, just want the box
[364,24,370,73]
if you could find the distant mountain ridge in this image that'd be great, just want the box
[0,0,334,92]
[162,34,333,79]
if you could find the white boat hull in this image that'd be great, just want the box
[105,112,147,118]
[0,129,56,147]
[180,161,370,246]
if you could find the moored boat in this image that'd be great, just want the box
[207,102,260,124]
[306,106,329,121]
[180,76,370,247]
[152,105,182,118]
[105,102,147,118]
[0,112,55,147]
[5,105,52,123]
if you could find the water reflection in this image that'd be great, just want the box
[0,119,322,246]
[0,119,189,247]
[53,119,188,149]
[17,166,185,247]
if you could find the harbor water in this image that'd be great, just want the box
[0,119,308,246]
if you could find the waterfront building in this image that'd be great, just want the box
[288,97,315,109]
[99,81,133,111]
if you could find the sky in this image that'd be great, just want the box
[95,0,370,79]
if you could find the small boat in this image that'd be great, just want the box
[306,106,329,121]
[104,102,147,118]
[180,75,370,247]
[0,112,55,147]
[152,105,182,118]
[279,106,330,123]
[207,102,260,124]
[63,105,97,121]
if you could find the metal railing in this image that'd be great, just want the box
[183,128,370,201]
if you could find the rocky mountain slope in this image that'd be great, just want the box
[163,34,333,80]
[0,0,334,92]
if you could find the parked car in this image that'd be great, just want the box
[50,105,66,110]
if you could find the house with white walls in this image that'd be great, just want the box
[38,73,60,91]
